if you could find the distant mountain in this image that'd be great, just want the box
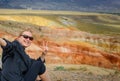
[0,0,120,13]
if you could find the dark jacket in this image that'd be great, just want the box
[0,39,35,81]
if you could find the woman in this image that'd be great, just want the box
[0,30,50,81]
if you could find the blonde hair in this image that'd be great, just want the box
[19,29,33,36]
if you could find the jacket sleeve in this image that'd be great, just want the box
[1,38,14,56]
[1,38,15,63]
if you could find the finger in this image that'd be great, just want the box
[42,41,48,51]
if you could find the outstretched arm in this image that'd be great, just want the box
[0,38,7,47]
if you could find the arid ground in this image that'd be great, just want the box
[46,64,120,81]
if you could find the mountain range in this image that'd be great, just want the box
[0,0,120,13]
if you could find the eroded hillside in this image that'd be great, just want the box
[0,10,120,69]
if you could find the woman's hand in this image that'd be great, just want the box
[0,38,7,47]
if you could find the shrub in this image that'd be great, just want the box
[54,66,65,71]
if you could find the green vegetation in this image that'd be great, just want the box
[31,15,120,35]
[0,9,120,36]
[54,66,65,71]
[36,15,120,35]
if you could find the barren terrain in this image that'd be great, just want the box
[47,64,120,81]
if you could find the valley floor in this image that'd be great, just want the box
[46,64,120,81]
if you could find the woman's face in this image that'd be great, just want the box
[17,31,33,48]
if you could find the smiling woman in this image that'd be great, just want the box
[0,29,51,81]
[17,30,34,48]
